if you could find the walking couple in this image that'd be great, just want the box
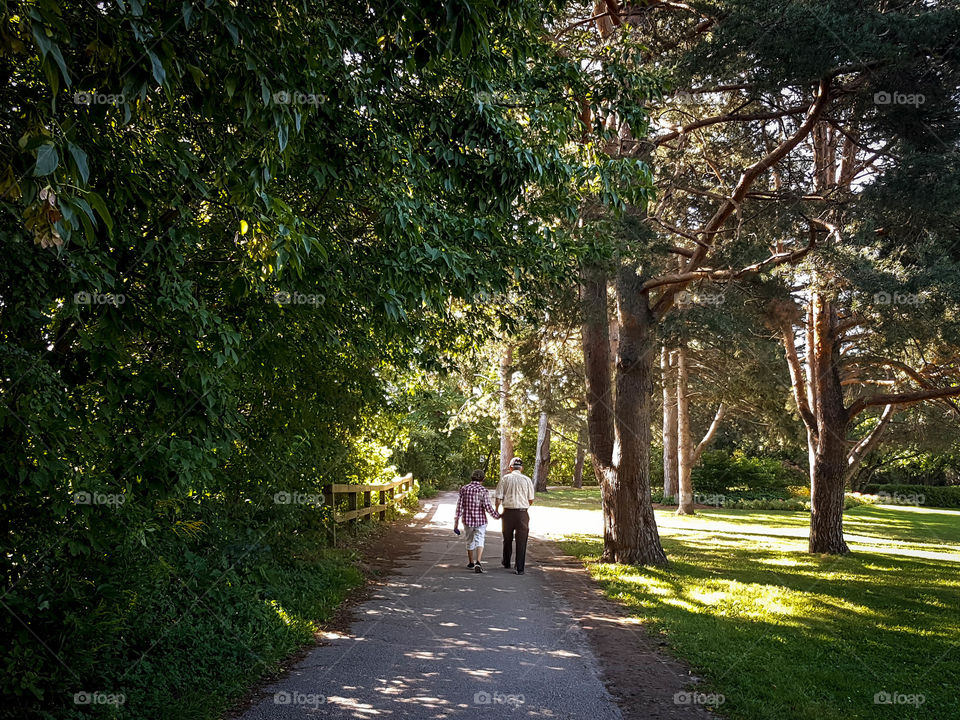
[453,457,535,575]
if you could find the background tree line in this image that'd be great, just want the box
[402,0,960,562]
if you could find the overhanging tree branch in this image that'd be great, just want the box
[844,403,897,484]
[653,105,811,147]
[847,386,960,420]
[641,231,816,291]
[781,321,818,433]
[649,76,834,318]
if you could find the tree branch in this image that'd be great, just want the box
[642,232,816,291]
[848,386,960,419]
[781,322,818,433]
[650,77,834,318]
[653,105,811,147]
[844,403,896,484]
[691,402,727,465]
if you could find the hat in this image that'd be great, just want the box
[510,457,523,469]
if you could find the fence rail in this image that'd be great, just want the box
[324,473,417,524]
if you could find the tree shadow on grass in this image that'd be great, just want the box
[561,526,960,720]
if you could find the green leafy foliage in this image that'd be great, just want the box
[1,1,654,716]
[867,450,960,487]
[692,450,807,496]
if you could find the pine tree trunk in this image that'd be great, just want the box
[582,263,668,565]
[609,263,668,565]
[609,314,620,406]
[808,293,850,554]
[581,265,617,552]
[810,443,849,554]
[676,346,695,515]
[573,428,586,488]
[661,347,679,502]
[498,343,514,477]
[533,411,551,492]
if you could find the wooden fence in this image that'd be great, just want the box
[324,473,417,525]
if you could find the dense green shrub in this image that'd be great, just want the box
[3,498,364,720]
[698,488,793,503]
[397,426,486,490]
[418,482,441,499]
[692,450,806,495]
[722,497,809,511]
[861,484,960,508]
[866,451,960,487]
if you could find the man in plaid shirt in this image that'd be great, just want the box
[453,469,500,573]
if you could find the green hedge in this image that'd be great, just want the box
[659,489,792,504]
[703,489,793,502]
[861,484,960,508]
[654,494,864,512]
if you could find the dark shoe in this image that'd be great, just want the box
[515,569,524,575]
[475,563,484,574]
[502,562,510,569]
[467,562,475,569]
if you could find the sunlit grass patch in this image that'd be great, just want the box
[536,486,602,508]
[561,505,960,720]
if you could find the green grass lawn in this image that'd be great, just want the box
[553,489,960,720]
[537,485,603,507]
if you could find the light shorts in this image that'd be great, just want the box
[464,525,487,550]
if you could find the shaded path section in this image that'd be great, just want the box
[239,492,623,719]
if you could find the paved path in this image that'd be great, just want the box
[239,492,624,719]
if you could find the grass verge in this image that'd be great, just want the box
[555,494,960,720]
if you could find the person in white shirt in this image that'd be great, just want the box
[494,457,535,575]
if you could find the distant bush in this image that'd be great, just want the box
[692,450,807,495]
[711,489,792,502]
[866,450,960,487]
[655,488,797,507]
[860,483,960,508]
[418,482,440,499]
[722,497,809,511]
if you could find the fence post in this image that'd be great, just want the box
[348,491,357,527]
[322,484,335,545]
[363,489,371,523]
[379,489,386,521]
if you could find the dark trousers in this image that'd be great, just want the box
[501,509,529,572]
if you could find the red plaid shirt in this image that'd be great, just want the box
[455,481,500,527]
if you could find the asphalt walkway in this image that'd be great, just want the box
[238,491,624,719]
